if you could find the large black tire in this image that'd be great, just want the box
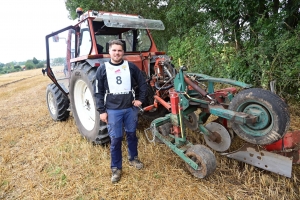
[228,88,290,145]
[185,145,216,178]
[142,105,168,121]
[46,84,70,121]
[69,62,109,145]
[142,85,168,121]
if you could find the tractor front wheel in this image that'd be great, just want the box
[185,145,216,178]
[228,88,290,145]
[46,83,70,121]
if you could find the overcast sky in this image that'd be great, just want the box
[0,0,74,64]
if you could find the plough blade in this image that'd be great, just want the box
[222,143,293,178]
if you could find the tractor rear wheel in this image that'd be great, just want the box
[46,83,70,121]
[69,62,109,145]
[228,88,290,145]
[142,105,168,121]
[185,145,216,178]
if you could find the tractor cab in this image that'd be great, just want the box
[45,8,167,96]
[45,8,174,145]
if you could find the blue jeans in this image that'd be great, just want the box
[107,107,139,169]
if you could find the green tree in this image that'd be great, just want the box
[167,0,299,97]
[5,62,14,68]
[52,57,65,66]
[33,57,39,65]
[36,63,45,68]
[14,66,22,70]
[25,60,34,70]
[25,63,34,70]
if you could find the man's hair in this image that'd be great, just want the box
[109,40,124,50]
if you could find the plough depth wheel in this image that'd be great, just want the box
[204,122,231,152]
[154,123,172,143]
[185,145,216,178]
[228,88,290,145]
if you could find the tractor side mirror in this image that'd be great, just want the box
[52,34,59,42]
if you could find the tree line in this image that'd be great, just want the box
[0,57,67,74]
[0,57,46,74]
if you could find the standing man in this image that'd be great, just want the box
[95,40,147,183]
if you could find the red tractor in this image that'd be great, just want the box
[45,8,175,145]
[45,8,300,178]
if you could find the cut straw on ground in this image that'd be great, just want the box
[0,69,299,199]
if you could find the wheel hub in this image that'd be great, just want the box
[204,122,231,152]
[74,80,96,131]
[236,102,274,137]
[84,99,91,111]
[243,104,270,130]
[48,92,56,115]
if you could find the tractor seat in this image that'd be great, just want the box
[96,44,104,53]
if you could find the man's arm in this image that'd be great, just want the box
[130,63,147,104]
[95,65,108,123]
[94,65,107,114]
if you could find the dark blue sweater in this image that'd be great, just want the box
[95,60,147,114]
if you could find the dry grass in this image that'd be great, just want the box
[0,69,299,200]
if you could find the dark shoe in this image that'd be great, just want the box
[129,157,144,170]
[111,168,122,183]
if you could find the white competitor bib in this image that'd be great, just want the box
[105,61,131,94]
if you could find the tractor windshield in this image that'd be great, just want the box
[93,21,152,52]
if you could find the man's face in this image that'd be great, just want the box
[109,44,124,64]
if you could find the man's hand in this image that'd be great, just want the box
[100,113,108,123]
[132,100,144,114]
[132,100,142,107]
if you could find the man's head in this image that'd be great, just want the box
[109,40,124,64]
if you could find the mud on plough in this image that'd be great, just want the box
[144,66,300,178]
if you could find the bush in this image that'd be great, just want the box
[36,63,45,68]
[25,63,34,70]
[14,66,22,70]
[168,27,300,101]
[168,27,222,76]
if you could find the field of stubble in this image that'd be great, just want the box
[0,69,299,200]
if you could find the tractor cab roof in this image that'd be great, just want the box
[79,10,165,30]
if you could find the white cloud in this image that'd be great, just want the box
[0,0,74,63]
